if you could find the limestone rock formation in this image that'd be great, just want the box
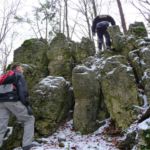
[14,38,49,77]
[100,55,139,129]
[31,76,74,136]
[128,22,148,38]
[47,33,95,80]
[72,65,107,134]
[5,22,150,149]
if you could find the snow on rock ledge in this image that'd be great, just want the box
[138,118,150,130]
[31,76,74,136]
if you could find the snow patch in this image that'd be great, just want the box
[141,47,149,53]
[39,76,66,89]
[28,120,119,150]
[107,68,117,75]
[142,71,150,80]
[138,118,150,130]
[140,60,146,65]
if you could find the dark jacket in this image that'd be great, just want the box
[92,15,116,34]
[15,71,29,104]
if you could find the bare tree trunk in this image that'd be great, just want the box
[85,7,92,39]
[80,0,92,39]
[58,0,62,33]
[45,16,48,40]
[116,0,127,34]
[35,14,43,38]
[0,0,21,45]
[64,0,70,38]
[0,0,21,73]
[70,12,79,40]
[90,0,97,18]
[63,7,65,34]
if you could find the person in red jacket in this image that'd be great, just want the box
[92,15,116,50]
[0,63,36,150]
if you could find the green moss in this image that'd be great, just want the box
[128,22,148,38]
[132,27,147,37]
[22,39,33,47]
[143,130,150,147]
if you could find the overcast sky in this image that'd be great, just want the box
[0,0,148,64]
[17,0,147,39]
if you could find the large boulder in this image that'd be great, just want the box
[128,49,143,83]
[30,76,74,136]
[128,22,148,39]
[138,45,150,104]
[128,42,150,104]
[108,25,137,56]
[108,25,125,52]
[72,51,140,132]
[100,55,140,129]
[47,33,95,80]
[72,65,106,134]
[47,33,75,80]
[73,37,95,63]
[14,38,49,76]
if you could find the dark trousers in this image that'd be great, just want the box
[97,28,111,50]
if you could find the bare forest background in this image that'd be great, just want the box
[0,0,150,73]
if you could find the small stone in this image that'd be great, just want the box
[59,142,65,147]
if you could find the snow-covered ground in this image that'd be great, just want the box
[29,119,119,150]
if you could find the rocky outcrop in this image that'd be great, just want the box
[128,22,147,38]
[47,34,75,80]
[108,22,147,56]
[47,33,95,80]
[14,38,49,76]
[101,55,139,129]
[5,34,94,149]
[31,76,74,136]
[128,38,150,104]
[73,37,95,64]
[6,21,150,149]
[72,22,148,133]
[72,65,107,134]
[72,53,140,132]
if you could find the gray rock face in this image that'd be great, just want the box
[47,33,95,80]
[128,39,150,104]
[72,53,140,132]
[72,65,105,134]
[47,33,75,80]
[100,55,139,129]
[128,22,148,38]
[74,37,95,63]
[108,25,126,52]
[31,76,74,136]
[108,25,137,56]
[14,38,49,77]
